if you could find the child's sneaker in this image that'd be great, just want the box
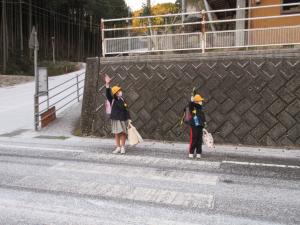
[188,154,194,159]
[196,154,202,159]
[120,146,126,154]
[112,147,121,154]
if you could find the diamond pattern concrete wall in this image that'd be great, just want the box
[81,50,300,147]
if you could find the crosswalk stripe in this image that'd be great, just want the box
[0,199,202,225]
[13,176,215,209]
[90,153,221,169]
[51,162,219,185]
[0,143,84,153]
[222,160,300,169]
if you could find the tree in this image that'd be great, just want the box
[132,3,180,34]
[0,0,129,74]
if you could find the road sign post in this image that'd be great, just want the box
[38,67,49,109]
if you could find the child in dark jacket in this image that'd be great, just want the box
[188,94,206,159]
[105,75,131,154]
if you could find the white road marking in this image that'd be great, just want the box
[92,153,221,169]
[0,144,84,153]
[222,160,300,169]
[0,199,202,225]
[13,176,215,209]
[51,162,219,185]
[0,143,220,168]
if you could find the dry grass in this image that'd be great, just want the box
[0,75,34,87]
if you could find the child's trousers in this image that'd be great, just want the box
[189,126,203,154]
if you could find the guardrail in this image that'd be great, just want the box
[101,2,300,56]
[34,71,85,129]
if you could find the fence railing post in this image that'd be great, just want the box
[76,74,80,102]
[101,18,105,57]
[201,10,206,53]
[47,91,49,110]
[34,94,39,130]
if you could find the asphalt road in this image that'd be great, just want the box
[0,139,299,225]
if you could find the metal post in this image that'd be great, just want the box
[101,18,105,57]
[76,74,80,102]
[236,0,246,47]
[34,48,39,130]
[201,10,206,53]
[34,95,39,130]
[247,0,252,48]
[34,44,39,130]
[127,9,131,53]
[47,92,49,110]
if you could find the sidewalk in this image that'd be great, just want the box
[0,65,85,135]
[66,136,300,160]
[1,134,299,161]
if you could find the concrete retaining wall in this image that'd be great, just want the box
[81,49,300,147]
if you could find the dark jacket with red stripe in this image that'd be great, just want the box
[188,102,206,127]
[106,87,131,121]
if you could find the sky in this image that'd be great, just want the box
[125,0,176,11]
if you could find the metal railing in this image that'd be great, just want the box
[205,25,300,49]
[34,71,85,129]
[101,2,300,56]
[105,32,203,54]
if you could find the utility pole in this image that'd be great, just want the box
[29,27,39,130]
[181,0,186,24]
[146,0,153,50]
[147,0,151,12]
[147,0,152,29]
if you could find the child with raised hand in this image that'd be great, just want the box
[105,74,131,154]
[188,94,206,159]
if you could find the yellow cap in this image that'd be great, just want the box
[194,94,204,102]
[111,86,121,95]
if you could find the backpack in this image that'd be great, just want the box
[105,99,114,115]
[184,106,192,124]
[180,105,192,125]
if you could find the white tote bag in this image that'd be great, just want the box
[203,128,215,149]
[128,122,143,146]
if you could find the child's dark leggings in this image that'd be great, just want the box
[189,126,203,154]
